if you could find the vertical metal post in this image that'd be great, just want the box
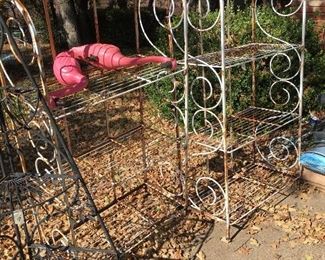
[165,0,181,173]
[93,0,100,43]
[182,0,189,207]
[166,0,174,56]
[134,0,140,53]
[298,0,306,177]
[63,112,73,154]
[139,89,148,184]
[42,0,56,61]
[105,101,112,138]
[251,0,256,104]
[251,0,257,163]
[198,0,210,175]
[226,0,234,161]
[220,0,230,241]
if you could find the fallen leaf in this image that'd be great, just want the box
[288,207,296,212]
[250,225,262,234]
[237,246,251,256]
[305,255,313,260]
[196,250,206,260]
[249,238,260,247]
[271,242,278,249]
[221,237,231,243]
[289,240,298,248]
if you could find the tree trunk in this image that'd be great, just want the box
[54,0,80,48]
[74,0,95,44]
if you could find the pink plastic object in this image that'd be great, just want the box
[48,43,177,109]
[49,52,88,108]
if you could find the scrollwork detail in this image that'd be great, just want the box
[255,136,298,169]
[270,0,304,17]
[186,0,220,32]
[189,177,226,217]
[268,80,299,113]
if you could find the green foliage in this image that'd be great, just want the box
[150,4,325,122]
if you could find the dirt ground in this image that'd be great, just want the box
[201,183,325,260]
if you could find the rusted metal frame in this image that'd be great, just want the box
[42,0,56,61]
[182,0,189,208]
[134,0,140,53]
[138,88,148,185]
[198,0,211,177]
[62,113,73,154]
[298,0,306,177]
[93,0,100,43]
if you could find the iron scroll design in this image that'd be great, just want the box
[137,0,304,219]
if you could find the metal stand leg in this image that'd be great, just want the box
[139,89,148,185]
[63,113,73,155]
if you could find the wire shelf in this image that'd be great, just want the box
[61,126,183,253]
[0,172,78,219]
[51,64,183,120]
[191,106,299,154]
[184,43,301,68]
[75,125,182,206]
[188,163,298,225]
[30,127,183,255]
[102,186,180,253]
[53,184,182,255]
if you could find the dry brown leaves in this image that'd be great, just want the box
[271,203,325,247]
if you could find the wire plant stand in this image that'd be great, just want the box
[139,0,306,241]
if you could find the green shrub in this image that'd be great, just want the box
[150,4,325,123]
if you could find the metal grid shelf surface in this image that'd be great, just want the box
[67,126,183,254]
[0,172,78,218]
[51,64,183,120]
[76,126,180,203]
[74,185,181,254]
[191,106,299,154]
[184,43,301,68]
[188,164,298,225]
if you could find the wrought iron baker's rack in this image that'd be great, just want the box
[139,0,306,240]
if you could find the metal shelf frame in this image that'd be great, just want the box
[185,43,302,69]
[0,1,120,257]
[187,163,299,225]
[190,106,299,154]
[140,0,307,241]
[51,65,184,120]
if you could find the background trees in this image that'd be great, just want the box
[22,0,291,49]
[23,0,95,48]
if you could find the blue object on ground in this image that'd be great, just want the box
[300,146,325,175]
